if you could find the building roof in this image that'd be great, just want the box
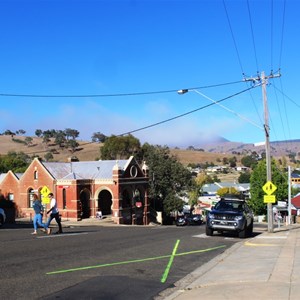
[202,182,250,194]
[42,159,131,180]
[292,194,300,209]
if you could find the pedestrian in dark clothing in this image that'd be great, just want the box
[46,193,63,234]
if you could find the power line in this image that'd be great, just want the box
[246,0,260,73]
[222,0,244,75]
[278,0,287,68]
[21,85,259,156]
[117,85,258,136]
[0,81,243,98]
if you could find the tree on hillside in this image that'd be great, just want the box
[67,139,79,153]
[16,129,26,135]
[35,129,43,137]
[249,159,288,215]
[4,130,15,137]
[42,132,51,145]
[241,152,259,169]
[24,136,33,147]
[91,132,107,143]
[54,130,67,148]
[44,152,54,162]
[100,135,141,160]
[65,128,79,140]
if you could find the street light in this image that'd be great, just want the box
[177,88,263,129]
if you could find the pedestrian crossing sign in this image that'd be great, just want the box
[41,186,51,204]
[262,181,277,195]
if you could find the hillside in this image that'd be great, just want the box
[0,135,298,167]
[0,135,239,166]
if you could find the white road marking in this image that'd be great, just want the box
[37,232,88,238]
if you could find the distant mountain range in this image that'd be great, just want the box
[197,139,300,157]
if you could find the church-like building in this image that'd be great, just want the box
[0,156,150,225]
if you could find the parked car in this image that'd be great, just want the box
[206,198,254,238]
[0,208,6,227]
[176,214,203,226]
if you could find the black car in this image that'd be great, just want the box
[176,214,203,226]
[206,198,254,238]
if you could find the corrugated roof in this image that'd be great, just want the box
[42,159,129,180]
[0,173,6,183]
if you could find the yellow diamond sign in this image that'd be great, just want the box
[262,181,277,195]
[41,186,51,204]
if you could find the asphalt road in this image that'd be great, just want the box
[0,223,242,300]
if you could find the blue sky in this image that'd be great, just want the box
[0,0,299,148]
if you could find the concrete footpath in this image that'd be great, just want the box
[157,224,300,300]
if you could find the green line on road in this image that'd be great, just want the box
[161,239,180,283]
[46,245,226,275]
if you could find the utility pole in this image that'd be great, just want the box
[245,71,281,233]
[288,165,291,225]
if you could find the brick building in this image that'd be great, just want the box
[0,156,150,225]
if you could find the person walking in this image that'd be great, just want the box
[46,193,63,234]
[32,194,51,235]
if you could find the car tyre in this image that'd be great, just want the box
[206,226,213,236]
[0,215,3,227]
[238,227,247,238]
[247,221,253,237]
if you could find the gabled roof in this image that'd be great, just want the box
[0,171,23,183]
[292,194,300,209]
[0,173,6,183]
[42,158,133,180]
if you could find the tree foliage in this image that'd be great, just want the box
[238,171,251,183]
[140,143,193,214]
[100,135,141,160]
[91,132,107,143]
[241,153,259,168]
[0,151,30,173]
[249,159,288,215]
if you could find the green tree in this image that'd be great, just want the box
[238,171,251,183]
[54,130,66,148]
[65,128,79,140]
[44,152,54,161]
[67,139,79,153]
[0,151,30,173]
[91,132,107,143]
[16,129,26,135]
[24,136,33,146]
[229,156,237,168]
[35,129,43,137]
[100,135,141,160]
[140,143,193,215]
[249,159,288,215]
[241,153,258,168]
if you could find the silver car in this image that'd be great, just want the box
[206,198,254,238]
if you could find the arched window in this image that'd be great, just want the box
[28,188,35,208]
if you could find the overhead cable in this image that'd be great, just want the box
[0,81,243,98]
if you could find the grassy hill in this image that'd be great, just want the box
[0,135,239,166]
